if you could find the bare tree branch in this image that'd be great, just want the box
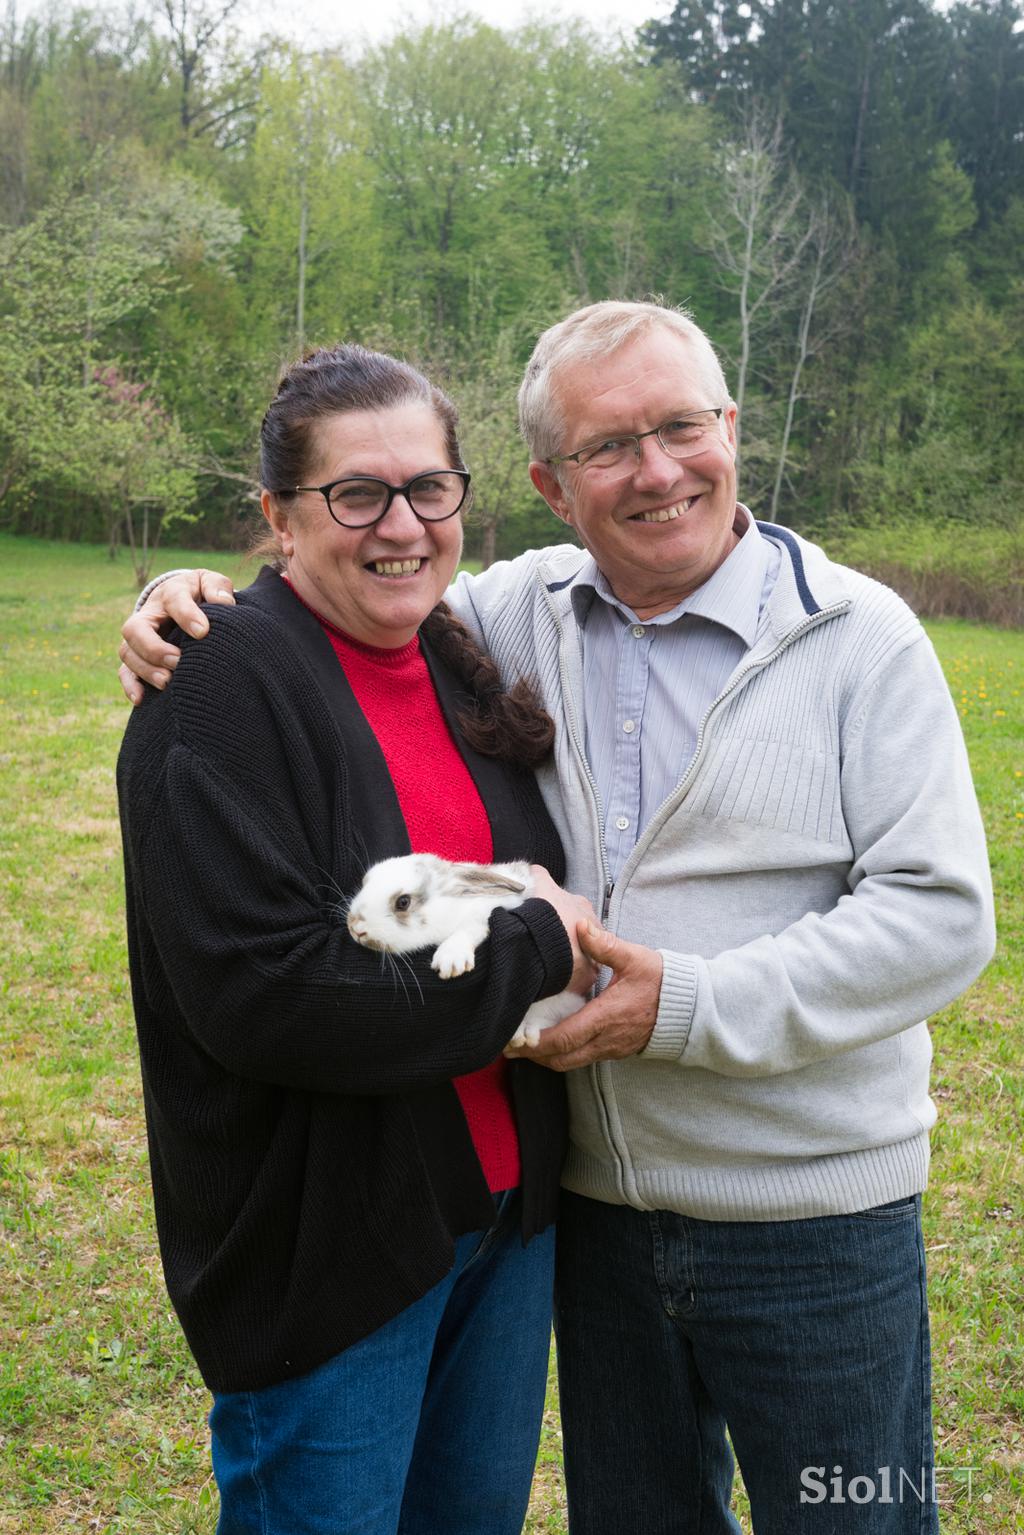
[770,196,858,519]
[706,103,814,466]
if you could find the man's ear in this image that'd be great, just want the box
[261,489,295,557]
[722,404,739,458]
[529,461,574,527]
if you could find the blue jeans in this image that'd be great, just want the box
[210,1190,554,1535]
[555,1191,938,1535]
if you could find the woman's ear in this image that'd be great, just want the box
[261,489,295,557]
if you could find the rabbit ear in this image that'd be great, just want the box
[449,864,528,898]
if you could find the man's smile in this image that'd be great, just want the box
[628,494,702,524]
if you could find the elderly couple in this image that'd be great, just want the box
[117,300,994,1535]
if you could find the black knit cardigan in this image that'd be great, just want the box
[116,567,572,1393]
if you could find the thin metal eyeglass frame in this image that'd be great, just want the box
[547,408,724,467]
[282,469,471,527]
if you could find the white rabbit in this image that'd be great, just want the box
[346,853,581,1047]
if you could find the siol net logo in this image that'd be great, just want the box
[799,1466,979,1505]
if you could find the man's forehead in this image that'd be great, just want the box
[554,329,710,435]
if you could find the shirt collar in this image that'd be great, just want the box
[570,505,770,648]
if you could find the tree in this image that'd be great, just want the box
[358,19,567,334]
[641,0,767,113]
[0,150,216,541]
[15,7,172,188]
[645,0,953,270]
[154,0,266,147]
[946,0,1024,227]
[0,3,43,227]
[705,107,813,468]
[245,51,380,352]
[441,323,538,570]
[768,195,857,519]
[87,367,198,582]
[1,164,166,418]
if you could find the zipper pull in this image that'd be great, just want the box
[601,882,613,923]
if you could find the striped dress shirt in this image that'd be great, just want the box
[572,507,780,880]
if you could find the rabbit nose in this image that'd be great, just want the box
[347,911,367,939]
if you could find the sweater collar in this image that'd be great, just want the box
[538,518,852,645]
[569,505,772,648]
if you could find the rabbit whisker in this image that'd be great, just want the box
[377,949,400,1002]
[385,949,419,1010]
[392,948,424,1007]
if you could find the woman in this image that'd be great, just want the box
[117,344,594,1535]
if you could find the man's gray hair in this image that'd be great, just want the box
[518,300,732,464]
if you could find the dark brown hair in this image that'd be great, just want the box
[255,344,554,768]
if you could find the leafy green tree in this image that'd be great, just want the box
[85,366,198,581]
[357,20,557,334]
[946,0,1024,227]
[245,50,381,353]
[0,0,1020,583]
[16,8,172,194]
[644,0,953,271]
[641,0,766,113]
[0,149,211,540]
[435,319,540,569]
[516,22,716,312]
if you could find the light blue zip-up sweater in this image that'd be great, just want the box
[450,522,996,1221]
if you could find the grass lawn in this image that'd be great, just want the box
[0,534,1021,1533]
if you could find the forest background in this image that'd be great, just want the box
[1,0,1022,622]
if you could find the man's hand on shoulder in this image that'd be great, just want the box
[119,570,236,706]
[507,922,663,1071]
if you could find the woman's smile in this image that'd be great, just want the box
[263,400,464,646]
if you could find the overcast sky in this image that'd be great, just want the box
[16,0,673,50]
[246,0,671,51]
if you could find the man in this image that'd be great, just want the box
[120,302,995,1533]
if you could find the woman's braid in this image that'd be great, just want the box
[420,603,554,768]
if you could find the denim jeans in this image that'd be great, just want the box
[555,1190,938,1535]
[209,1189,554,1535]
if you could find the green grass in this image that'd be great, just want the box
[0,535,1021,1533]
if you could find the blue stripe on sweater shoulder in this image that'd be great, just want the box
[756,522,820,615]
[543,529,821,613]
[546,565,587,593]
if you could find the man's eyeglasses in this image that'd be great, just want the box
[548,409,724,471]
[279,470,471,528]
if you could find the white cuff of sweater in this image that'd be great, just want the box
[134,568,194,613]
[641,950,699,1061]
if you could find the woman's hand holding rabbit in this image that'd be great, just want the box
[527,866,598,995]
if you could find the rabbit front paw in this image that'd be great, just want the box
[431,933,479,979]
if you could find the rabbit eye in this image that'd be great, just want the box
[393,894,412,913]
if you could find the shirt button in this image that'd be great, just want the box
[615,815,630,831]
[622,719,636,734]
[631,625,645,638]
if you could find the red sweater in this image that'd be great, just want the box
[299,597,521,1193]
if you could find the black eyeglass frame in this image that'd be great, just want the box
[547,408,725,467]
[278,469,472,528]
